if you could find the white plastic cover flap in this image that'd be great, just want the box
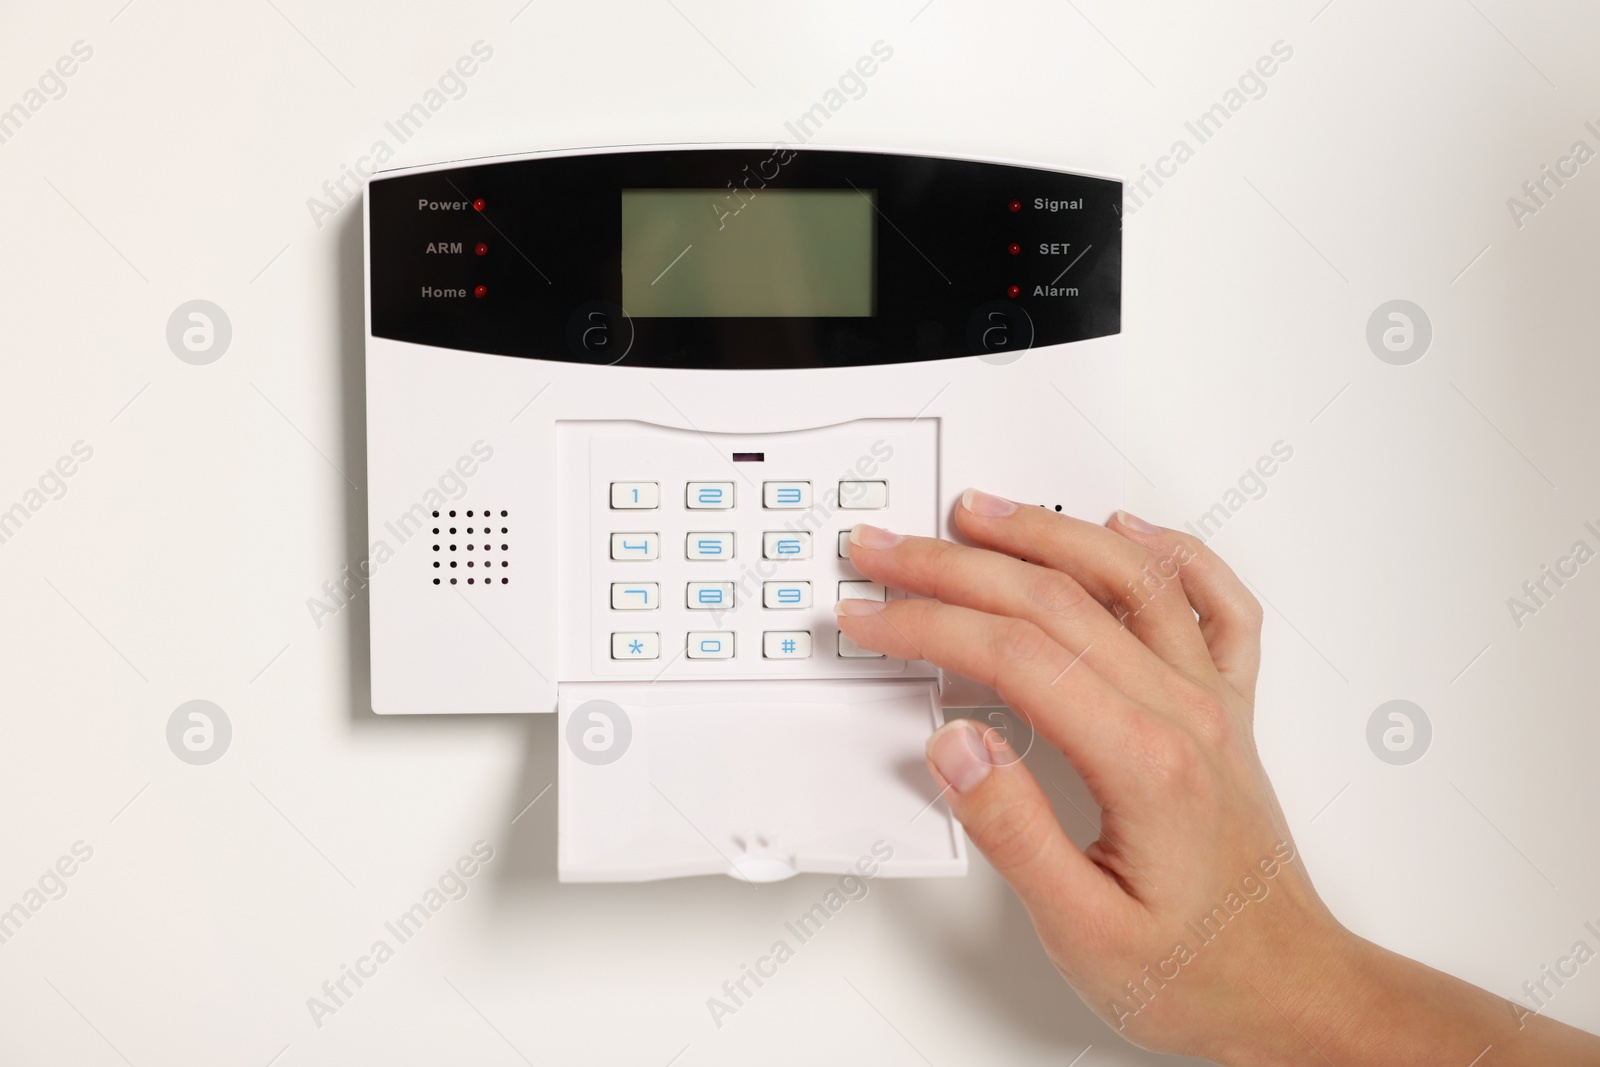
[557,680,967,882]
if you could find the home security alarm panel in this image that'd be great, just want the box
[364,144,1122,882]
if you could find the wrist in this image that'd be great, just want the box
[1208,917,1381,1067]
[1217,922,1583,1067]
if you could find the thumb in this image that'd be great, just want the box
[927,719,1116,921]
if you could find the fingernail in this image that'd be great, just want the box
[1114,509,1160,534]
[849,524,904,549]
[927,720,993,793]
[961,488,1017,517]
[834,598,884,617]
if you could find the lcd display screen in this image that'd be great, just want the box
[622,189,876,317]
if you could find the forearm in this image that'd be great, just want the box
[1224,931,1600,1066]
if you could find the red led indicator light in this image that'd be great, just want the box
[475,242,488,256]
[474,285,487,298]
[1007,198,1022,212]
[1007,242,1021,255]
[1006,284,1021,298]
[472,198,486,211]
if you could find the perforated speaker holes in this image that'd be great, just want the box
[433,509,509,585]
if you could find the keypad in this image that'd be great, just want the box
[563,417,937,681]
[605,478,886,664]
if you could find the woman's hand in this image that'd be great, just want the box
[836,490,1600,1066]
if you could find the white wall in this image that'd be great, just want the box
[1,1,1596,1063]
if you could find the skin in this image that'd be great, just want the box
[835,488,1600,1066]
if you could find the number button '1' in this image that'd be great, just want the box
[610,482,659,509]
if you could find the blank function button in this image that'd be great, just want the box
[686,532,734,560]
[838,632,884,659]
[763,481,812,509]
[838,580,885,602]
[763,631,812,659]
[611,533,659,560]
[837,531,852,558]
[687,631,735,659]
[611,582,660,610]
[610,482,659,509]
[611,632,659,660]
[838,480,888,509]
[763,581,812,609]
[763,531,813,560]
[686,481,734,509]
[687,582,734,610]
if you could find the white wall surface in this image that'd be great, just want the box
[1,1,1596,1064]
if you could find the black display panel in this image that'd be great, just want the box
[368,147,1120,369]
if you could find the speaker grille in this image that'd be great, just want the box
[432,508,510,586]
